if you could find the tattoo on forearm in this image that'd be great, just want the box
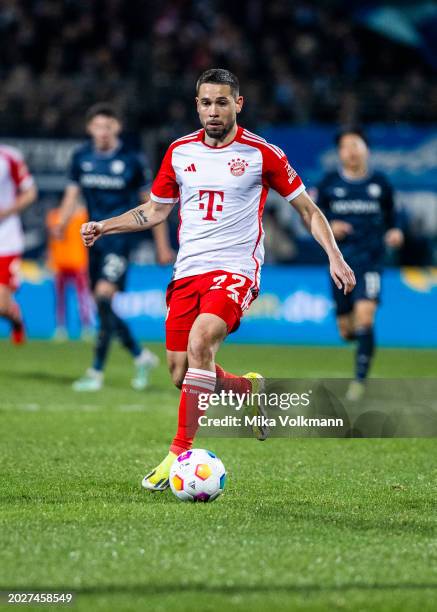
[131,209,148,226]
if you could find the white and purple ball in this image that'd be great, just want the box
[169,449,226,502]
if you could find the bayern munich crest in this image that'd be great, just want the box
[228,158,248,176]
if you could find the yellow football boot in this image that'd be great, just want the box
[141,451,176,491]
[243,372,269,441]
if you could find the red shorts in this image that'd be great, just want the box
[0,255,21,290]
[165,270,258,351]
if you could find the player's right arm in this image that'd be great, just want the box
[291,190,356,294]
[81,197,174,247]
[82,143,179,248]
[264,148,355,295]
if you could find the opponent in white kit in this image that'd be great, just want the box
[0,145,37,344]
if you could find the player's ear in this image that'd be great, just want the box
[235,96,244,114]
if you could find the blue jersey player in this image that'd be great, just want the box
[56,104,173,391]
[317,128,403,400]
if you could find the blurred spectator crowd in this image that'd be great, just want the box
[0,0,436,137]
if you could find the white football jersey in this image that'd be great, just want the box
[151,126,305,287]
[0,145,34,256]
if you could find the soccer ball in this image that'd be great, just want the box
[169,449,226,502]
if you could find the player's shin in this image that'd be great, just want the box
[355,326,375,381]
[93,296,116,371]
[170,368,217,455]
[113,312,142,357]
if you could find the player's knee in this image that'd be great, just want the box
[94,281,116,300]
[187,331,214,365]
[338,322,353,341]
[355,315,374,330]
[339,329,354,341]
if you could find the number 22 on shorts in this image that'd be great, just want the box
[210,274,247,303]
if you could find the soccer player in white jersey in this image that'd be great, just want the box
[0,145,37,344]
[81,69,356,490]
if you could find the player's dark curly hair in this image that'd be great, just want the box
[196,68,239,98]
[335,126,369,147]
[85,103,120,123]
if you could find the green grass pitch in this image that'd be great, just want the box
[1,341,437,611]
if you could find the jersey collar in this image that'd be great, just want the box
[92,139,123,159]
[339,167,374,184]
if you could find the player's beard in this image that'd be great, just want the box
[204,120,235,142]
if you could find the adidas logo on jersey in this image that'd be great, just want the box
[184,163,197,172]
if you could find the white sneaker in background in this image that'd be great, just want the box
[131,349,160,391]
[72,368,104,392]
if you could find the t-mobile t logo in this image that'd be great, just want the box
[198,190,224,221]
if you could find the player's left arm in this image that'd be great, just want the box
[291,190,356,294]
[138,190,175,265]
[381,178,404,248]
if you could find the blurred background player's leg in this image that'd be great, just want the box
[332,277,362,399]
[0,256,25,345]
[343,270,381,400]
[0,284,25,344]
[73,274,158,392]
[334,279,378,401]
[54,269,68,341]
[346,299,377,401]
[111,307,160,390]
[73,268,94,340]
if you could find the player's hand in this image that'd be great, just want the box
[156,246,176,265]
[330,220,353,241]
[80,221,104,247]
[385,228,404,248]
[330,252,356,295]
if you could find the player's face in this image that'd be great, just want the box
[196,83,243,141]
[338,134,369,171]
[87,115,121,150]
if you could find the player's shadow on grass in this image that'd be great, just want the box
[4,370,76,384]
[3,371,168,390]
[247,500,436,537]
[4,583,437,596]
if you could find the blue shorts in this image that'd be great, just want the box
[89,238,131,291]
[331,268,382,316]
